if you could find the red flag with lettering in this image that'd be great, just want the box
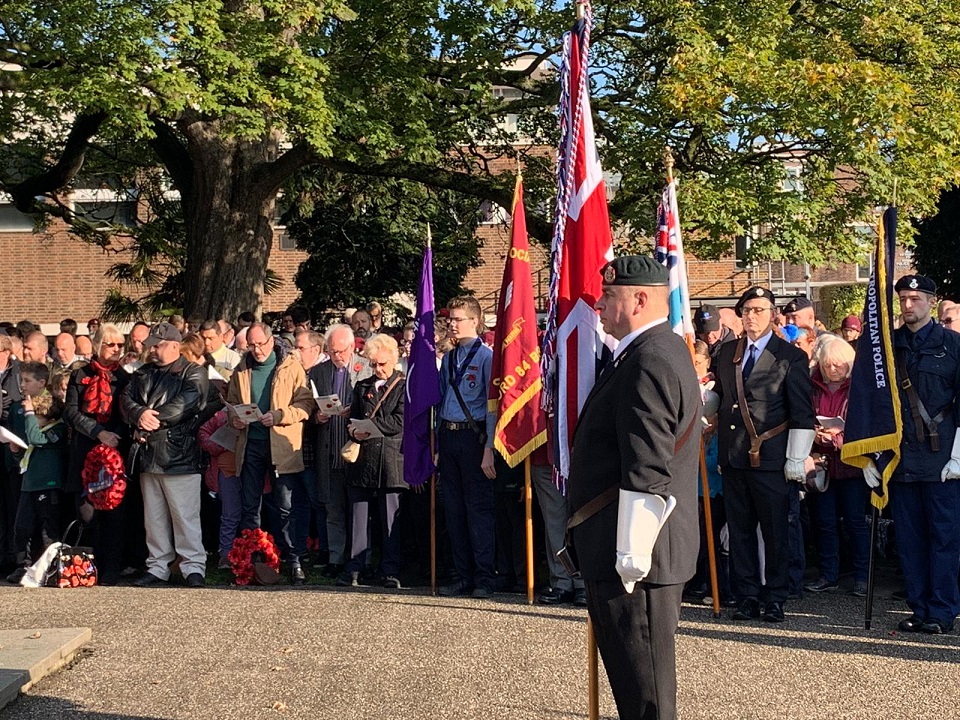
[488,175,547,467]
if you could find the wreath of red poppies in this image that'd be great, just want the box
[81,444,128,511]
[227,528,281,586]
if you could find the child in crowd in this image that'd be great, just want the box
[5,363,69,583]
[198,408,239,570]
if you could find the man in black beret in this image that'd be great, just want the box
[566,255,702,719]
[867,274,960,633]
[712,286,816,623]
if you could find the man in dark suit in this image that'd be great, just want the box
[567,256,702,720]
[713,286,816,623]
[308,324,372,577]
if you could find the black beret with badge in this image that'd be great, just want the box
[734,286,777,317]
[599,255,669,286]
[894,274,937,296]
[783,296,813,314]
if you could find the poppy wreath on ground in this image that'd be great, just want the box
[227,528,281,586]
[81,444,128,511]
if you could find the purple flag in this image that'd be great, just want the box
[402,241,441,486]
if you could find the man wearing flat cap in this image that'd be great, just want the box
[121,322,211,588]
[865,274,960,634]
[694,303,735,364]
[566,255,702,719]
[712,286,816,623]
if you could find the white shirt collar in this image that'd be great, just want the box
[613,318,669,360]
[743,329,774,362]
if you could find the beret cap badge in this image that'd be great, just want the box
[909,278,918,289]
[604,265,616,283]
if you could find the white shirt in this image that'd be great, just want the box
[613,318,669,361]
[742,329,774,372]
[212,344,241,371]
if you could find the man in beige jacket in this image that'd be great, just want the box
[227,322,314,584]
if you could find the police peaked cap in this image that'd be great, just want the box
[894,274,937,295]
[783,296,813,314]
[735,286,777,317]
[599,255,669,286]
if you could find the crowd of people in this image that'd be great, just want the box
[0,280,958,641]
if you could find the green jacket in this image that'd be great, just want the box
[20,413,68,492]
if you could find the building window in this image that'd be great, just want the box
[279,231,297,251]
[74,201,137,228]
[0,203,34,232]
[853,224,875,281]
[782,166,803,194]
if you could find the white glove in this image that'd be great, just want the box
[615,490,676,593]
[863,460,881,488]
[784,428,816,483]
[941,429,960,481]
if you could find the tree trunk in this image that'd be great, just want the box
[180,121,281,321]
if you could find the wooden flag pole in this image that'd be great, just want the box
[665,145,722,617]
[524,456,535,604]
[587,618,600,720]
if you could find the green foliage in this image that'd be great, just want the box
[913,188,960,300]
[288,170,481,323]
[819,284,867,329]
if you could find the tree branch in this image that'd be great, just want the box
[147,119,194,199]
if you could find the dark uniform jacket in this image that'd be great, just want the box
[120,357,209,475]
[893,321,960,482]
[347,372,407,490]
[713,332,815,471]
[567,323,702,585]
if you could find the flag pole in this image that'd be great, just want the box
[664,146,721,618]
[427,224,437,597]
[524,456,535,604]
[865,504,878,629]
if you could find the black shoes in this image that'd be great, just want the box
[184,573,205,588]
[573,589,588,607]
[763,602,785,623]
[290,565,306,586]
[920,619,955,635]
[438,580,473,597]
[336,570,359,587]
[133,572,167,588]
[538,588,574,605]
[897,615,924,632]
[804,578,839,593]
[323,563,344,579]
[732,598,761,621]
[471,586,494,599]
[5,567,26,585]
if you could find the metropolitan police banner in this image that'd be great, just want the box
[840,207,903,510]
[488,175,547,467]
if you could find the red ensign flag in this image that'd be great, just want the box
[488,175,547,467]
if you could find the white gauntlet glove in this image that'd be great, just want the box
[615,490,676,593]
[941,429,960,481]
[784,429,816,483]
[863,460,881,489]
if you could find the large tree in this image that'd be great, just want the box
[913,187,960,299]
[4,1,960,318]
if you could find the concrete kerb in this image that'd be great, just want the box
[0,627,92,711]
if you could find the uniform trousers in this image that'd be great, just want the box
[584,579,683,720]
[141,472,206,580]
[723,467,790,604]
[890,479,960,624]
[532,464,583,593]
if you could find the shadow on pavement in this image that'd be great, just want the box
[1,696,170,720]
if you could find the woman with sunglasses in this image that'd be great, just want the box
[63,323,132,585]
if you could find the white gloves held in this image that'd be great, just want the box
[942,429,960,481]
[784,429,816,483]
[615,553,652,595]
[615,490,675,594]
[863,460,881,489]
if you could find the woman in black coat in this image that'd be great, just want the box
[337,334,407,589]
[63,324,132,585]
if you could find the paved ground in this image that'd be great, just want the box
[0,570,958,720]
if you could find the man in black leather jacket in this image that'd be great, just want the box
[121,323,209,588]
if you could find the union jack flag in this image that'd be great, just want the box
[654,179,694,340]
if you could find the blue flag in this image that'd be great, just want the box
[401,240,441,487]
[841,207,903,509]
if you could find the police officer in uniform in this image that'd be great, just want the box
[567,256,702,720]
[712,286,816,623]
[864,274,960,634]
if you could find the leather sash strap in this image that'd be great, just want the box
[732,336,788,468]
[896,350,949,452]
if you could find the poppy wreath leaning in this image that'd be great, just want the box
[81,444,128,511]
[227,528,281,586]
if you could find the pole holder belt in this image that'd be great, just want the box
[733,336,789,467]
[896,351,949,451]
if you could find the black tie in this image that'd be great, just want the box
[742,346,757,381]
